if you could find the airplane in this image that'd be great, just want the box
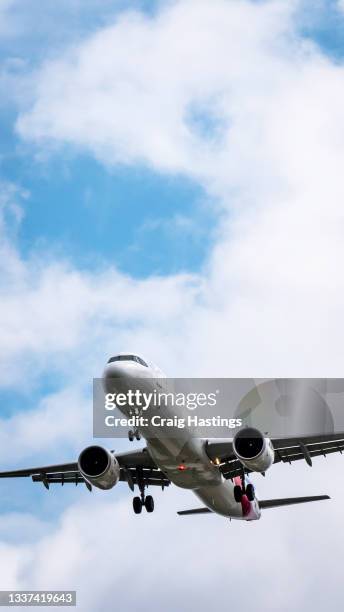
[0,353,342,521]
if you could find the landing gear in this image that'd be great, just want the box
[234,470,255,503]
[234,485,243,503]
[132,467,155,514]
[132,493,155,514]
[246,483,255,501]
[145,495,154,513]
[128,429,141,441]
[133,496,142,514]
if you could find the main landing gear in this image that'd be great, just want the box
[234,474,255,503]
[234,483,255,502]
[132,467,155,514]
[133,494,154,514]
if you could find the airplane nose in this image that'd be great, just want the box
[103,361,141,394]
[104,362,127,378]
[103,362,128,392]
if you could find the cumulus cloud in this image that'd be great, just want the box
[0,385,92,465]
[12,0,344,380]
[17,0,299,182]
[16,0,344,203]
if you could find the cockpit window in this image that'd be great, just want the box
[107,355,148,367]
[136,356,148,367]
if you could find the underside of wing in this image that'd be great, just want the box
[271,433,344,465]
[206,433,344,481]
[0,462,78,478]
[0,462,81,488]
[0,447,170,490]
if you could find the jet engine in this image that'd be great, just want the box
[78,445,120,490]
[233,427,274,473]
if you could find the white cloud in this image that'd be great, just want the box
[17,0,344,205]
[0,181,200,385]
[0,385,91,465]
[0,255,199,382]
[17,0,299,180]
[13,0,344,379]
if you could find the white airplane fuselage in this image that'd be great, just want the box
[104,358,261,521]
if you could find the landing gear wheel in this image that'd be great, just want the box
[234,485,243,503]
[128,430,134,442]
[135,430,141,441]
[133,496,142,514]
[145,495,154,513]
[246,483,255,501]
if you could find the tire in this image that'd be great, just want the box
[133,496,142,514]
[246,483,255,501]
[135,431,141,441]
[234,485,243,503]
[145,495,154,513]
[128,430,134,442]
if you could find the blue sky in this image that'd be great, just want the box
[3,147,214,276]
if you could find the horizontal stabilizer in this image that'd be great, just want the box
[259,495,330,509]
[178,496,330,516]
[177,507,212,516]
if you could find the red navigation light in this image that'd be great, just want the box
[178,464,187,471]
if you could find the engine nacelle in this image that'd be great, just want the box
[233,427,274,473]
[78,445,120,490]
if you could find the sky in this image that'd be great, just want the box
[1,0,344,609]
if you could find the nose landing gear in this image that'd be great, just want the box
[128,429,141,441]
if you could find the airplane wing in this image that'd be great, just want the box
[0,447,170,491]
[1,433,343,491]
[206,433,344,480]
